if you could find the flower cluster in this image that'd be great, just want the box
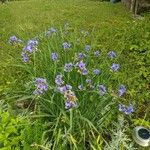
[62,42,71,49]
[98,85,106,96]
[55,75,77,110]
[93,69,101,75]
[8,27,130,114]
[118,85,126,96]
[8,35,22,44]
[77,61,88,75]
[107,51,116,58]
[23,39,38,53]
[33,78,48,95]
[51,52,58,61]
[57,84,72,94]
[55,75,64,86]
[85,45,91,51]
[21,39,38,62]
[107,51,120,74]
[118,104,134,115]
[7,24,136,117]
[64,90,77,110]
[64,63,73,72]
[45,27,56,37]
[21,52,28,63]
[31,41,126,112]
[111,63,119,72]
[76,52,86,60]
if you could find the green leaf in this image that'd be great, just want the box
[5,126,17,135]
[0,133,5,142]
[1,112,9,124]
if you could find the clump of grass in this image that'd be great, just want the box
[5,24,137,149]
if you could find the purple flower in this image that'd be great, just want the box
[82,69,88,75]
[98,85,106,96]
[94,51,100,57]
[111,63,119,72]
[33,78,48,95]
[57,86,67,94]
[65,101,71,109]
[27,39,38,46]
[8,35,18,43]
[125,104,134,115]
[37,83,48,91]
[21,52,28,63]
[23,45,33,53]
[93,69,100,75]
[45,27,56,36]
[55,75,63,86]
[51,52,58,61]
[118,85,126,96]
[85,45,91,51]
[76,53,86,60]
[22,39,38,55]
[64,90,77,110]
[77,61,88,75]
[78,84,84,90]
[57,84,72,94]
[86,79,92,84]
[118,104,134,115]
[65,84,72,90]
[65,90,76,99]
[65,101,77,110]
[62,42,71,49]
[64,63,73,72]
[118,104,126,112]
[34,78,46,83]
[108,51,116,58]
[78,61,85,70]
[8,35,23,44]
[33,90,43,95]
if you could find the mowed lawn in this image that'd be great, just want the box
[0,0,150,61]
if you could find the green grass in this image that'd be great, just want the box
[0,0,150,149]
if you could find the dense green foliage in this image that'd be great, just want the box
[0,102,44,150]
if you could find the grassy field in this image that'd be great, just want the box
[0,0,150,149]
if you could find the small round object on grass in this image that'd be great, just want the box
[132,126,150,147]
